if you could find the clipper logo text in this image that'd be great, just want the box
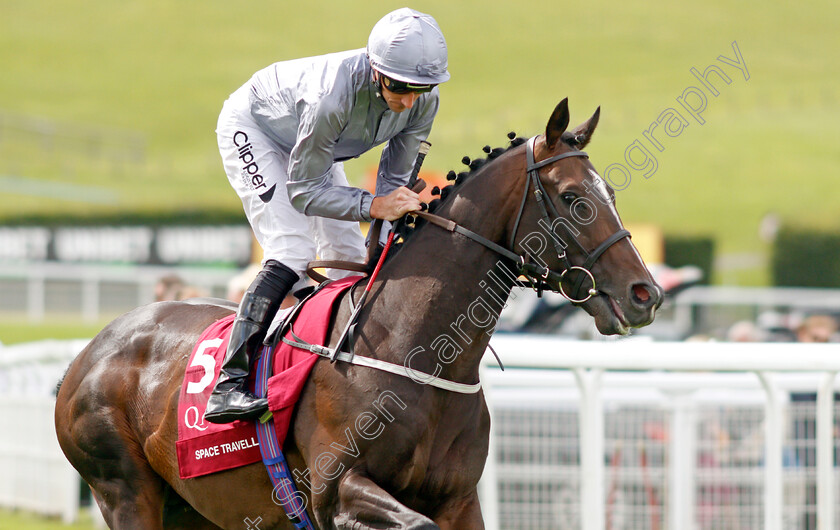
[234,131,275,202]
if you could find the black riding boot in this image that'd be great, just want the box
[204,260,298,424]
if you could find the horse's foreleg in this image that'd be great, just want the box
[324,471,439,530]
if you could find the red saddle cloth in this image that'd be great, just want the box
[176,276,361,479]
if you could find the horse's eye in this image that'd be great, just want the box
[561,192,577,204]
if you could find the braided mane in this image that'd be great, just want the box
[427,132,527,214]
[391,132,527,246]
[367,130,584,268]
[421,129,583,216]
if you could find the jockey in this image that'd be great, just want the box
[205,8,450,424]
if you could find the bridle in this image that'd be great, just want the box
[414,136,631,303]
[291,134,634,387]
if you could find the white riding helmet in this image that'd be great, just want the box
[367,8,450,85]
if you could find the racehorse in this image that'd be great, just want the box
[55,98,662,529]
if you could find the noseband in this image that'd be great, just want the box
[414,136,630,303]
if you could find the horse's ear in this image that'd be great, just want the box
[545,98,570,149]
[570,106,601,149]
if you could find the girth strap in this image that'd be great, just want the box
[281,332,482,394]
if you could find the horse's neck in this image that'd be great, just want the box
[381,245,516,385]
[373,154,524,384]
[435,149,525,246]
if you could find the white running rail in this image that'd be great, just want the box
[478,336,840,530]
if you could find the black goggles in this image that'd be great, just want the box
[380,74,436,94]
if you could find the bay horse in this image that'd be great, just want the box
[55,98,662,529]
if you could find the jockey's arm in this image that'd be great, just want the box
[284,98,377,222]
[285,89,437,223]
[368,94,438,221]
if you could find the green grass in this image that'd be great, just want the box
[0,508,97,530]
[0,317,109,345]
[1,0,839,283]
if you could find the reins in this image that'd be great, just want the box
[289,134,633,394]
[412,136,631,303]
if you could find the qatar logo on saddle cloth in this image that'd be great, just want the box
[176,276,362,479]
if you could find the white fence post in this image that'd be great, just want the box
[757,371,783,530]
[81,275,100,323]
[486,336,840,530]
[60,450,82,524]
[0,397,80,521]
[26,274,45,322]
[477,362,500,530]
[573,368,604,530]
[817,371,836,530]
[667,389,697,530]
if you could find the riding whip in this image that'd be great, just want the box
[329,142,430,362]
[408,140,431,189]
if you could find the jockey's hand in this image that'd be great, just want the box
[370,187,422,221]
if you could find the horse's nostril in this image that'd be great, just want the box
[632,284,651,304]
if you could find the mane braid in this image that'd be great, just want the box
[387,132,528,251]
[428,133,527,215]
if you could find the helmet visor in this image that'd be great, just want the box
[380,74,437,94]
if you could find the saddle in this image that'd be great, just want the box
[175,276,362,479]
